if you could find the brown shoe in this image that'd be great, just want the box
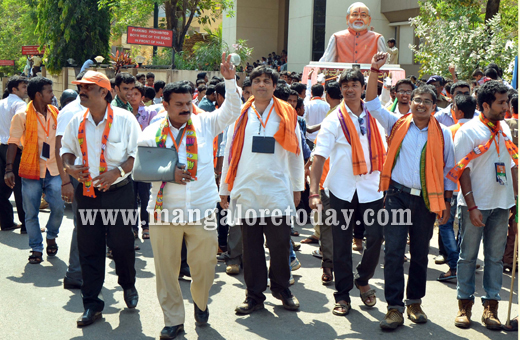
[455,299,473,328]
[380,309,404,330]
[482,300,502,330]
[353,238,363,252]
[407,303,428,323]
[226,264,240,275]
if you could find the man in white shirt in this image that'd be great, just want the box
[60,71,141,327]
[136,54,240,339]
[0,76,28,232]
[451,81,518,330]
[386,38,398,64]
[385,78,413,115]
[309,68,387,317]
[304,84,330,149]
[220,65,304,315]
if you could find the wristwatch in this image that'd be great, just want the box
[117,166,126,177]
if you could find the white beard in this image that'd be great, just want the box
[349,21,369,31]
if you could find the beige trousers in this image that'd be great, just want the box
[150,215,218,326]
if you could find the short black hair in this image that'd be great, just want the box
[485,63,502,77]
[197,72,207,80]
[208,79,221,86]
[154,80,166,92]
[339,69,364,86]
[311,84,324,97]
[289,89,299,98]
[290,82,306,95]
[411,85,437,105]
[136,73,145,81]
[388,38,396,44]
[511,94,518,114]
[163,81,193,103]
[133,82,145,97]
[472,69,484,77]
[27,76,53,101]
[197,84,207,93]
[450,81,470,95]
[295,97,304,110]
[215,82,226,98]
[454,95,476,119]
[250,65,279,85]
[206,85,216,96]
[444,82,453,95]
[291,74,300,81]
[110,78,116,89]
[104,91,113,103]
[484,68,498,80]
[507,88,518,102]
[477,80,509,111]
[7,76,28,93]
[144,87,156,101]
[273,83,291,101]
[242,78,252,89]
[395,79,414,92]
[325,81,342,100]
[196,79,206,86]
[146,72,155,79]
[115,73,135,87]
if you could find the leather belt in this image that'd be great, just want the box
[104,177,130,192]
[390,180,421,197]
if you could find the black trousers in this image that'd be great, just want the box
[76,182,136,312]
[0,144,25,231]
[132,180,150,231]
[241,216,291,303]
[216,202,229,248]
[330,191,384,303]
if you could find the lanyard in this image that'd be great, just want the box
[166,125,187,152]
[251,105,275,132]
[492,132,500,157]
[35,113,50,139]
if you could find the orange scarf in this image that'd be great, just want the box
[224,96,300,191]
[337,101,385,175]
[19,101,58,180]
[447,113,518,183]
[380,114,446,214]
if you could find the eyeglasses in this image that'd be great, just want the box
[412,98,433,105]
[397,91,413,95]
[358,117,366,136]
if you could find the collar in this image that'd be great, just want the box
[8,93,24,102]
[344,100,366,118]
[251,98,274,114]
[347,27,369,36]
[397,103,411,114]
[168,116,188,132]
[458,118,471,124]
[87,106,108,126]
[411,118,429,132]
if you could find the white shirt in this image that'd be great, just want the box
[304,98,330,142]
[219,99,305,223]
[137,79,241,223]
[314,104,387,203]
[56,96,86,137]
[387,46,399,64]
[454,117,516,210]
[0,94,27,144]
[60,105,141,184]
[153,97,163,104]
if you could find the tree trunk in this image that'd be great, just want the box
[485,0,500,22]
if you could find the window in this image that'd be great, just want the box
[312,0,326,61]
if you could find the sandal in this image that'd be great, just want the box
[322,269,333,285]
[437,269,456,282]
[332,301,351,316]
[301,236,319,244]
[28,251,44,264]
[46,239,58,257]
[355,282,376,307]
[142,229,150,240]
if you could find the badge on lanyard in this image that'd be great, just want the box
[252,136,275,154]
[41,142,50,161]
[495,162,507,185]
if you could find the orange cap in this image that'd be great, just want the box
[71,71,111,91]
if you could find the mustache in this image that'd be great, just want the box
[79,94,88,99]
[179,111,190,115]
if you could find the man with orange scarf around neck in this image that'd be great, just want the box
[308,67,387,317]
[220,65,304,315]
[365,52,456,330]
[5,76,64,265]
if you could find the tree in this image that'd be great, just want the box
[485,0,501,22]
[36,0,112,74]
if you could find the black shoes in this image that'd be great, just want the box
[235,298,264,315]
[124,286,139,309]
[272,289,300,311]
[194,303,209,324]
[179,266,191,279]
[160,324,184,339]
[77,309,102,327]
[63,277,82,290]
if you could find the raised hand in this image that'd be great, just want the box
[220,52,236,80]
[371,52,388,71]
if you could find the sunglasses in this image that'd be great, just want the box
[358,117,366,136]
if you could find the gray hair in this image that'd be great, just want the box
[347,2,370,17]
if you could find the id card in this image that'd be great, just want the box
[40,142,50,161]
[495,162,507,185]
[252,136,275,154]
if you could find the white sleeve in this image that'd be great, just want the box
[289,122,305,192]
[219,125,234,196]
[60,118,80,158]
[313,115,337,160]
[377,36,387,54]
[125,115,142,159]
[319,35,337,62]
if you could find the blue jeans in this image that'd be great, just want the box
[22,171,64,253]
[289,238,296,263]
[457,207,509,302]
[438,197,459,270]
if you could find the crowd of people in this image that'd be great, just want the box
[0,51,518,339]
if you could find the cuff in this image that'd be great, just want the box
[224,78,237,91]
[365,97,381,111]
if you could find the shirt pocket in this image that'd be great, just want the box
[194,135,213,165]
[105,141,126,164]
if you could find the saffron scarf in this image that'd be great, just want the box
[78,106,114,198]
[224,96,300,191]
[19,101,58,180]
[447,113,518,182]
[337,100,386,175]
[379,113,446,214]
[153,117,198,221]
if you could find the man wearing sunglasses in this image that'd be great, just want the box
[365,52,456,330]
[309,66,387,317]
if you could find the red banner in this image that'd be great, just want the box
[0,60,15,66]
[22,46,45,55]
[127,26,174,47]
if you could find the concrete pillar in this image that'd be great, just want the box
[399,25,414,65]
[287,0,313,72]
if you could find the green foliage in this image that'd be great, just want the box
[98,0,159,36]
[36,0,112,74]
[0,0,38,76]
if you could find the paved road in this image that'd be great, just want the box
[0,202,517,339]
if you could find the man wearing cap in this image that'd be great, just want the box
[60,71,141,327]
[426,76,450,109]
